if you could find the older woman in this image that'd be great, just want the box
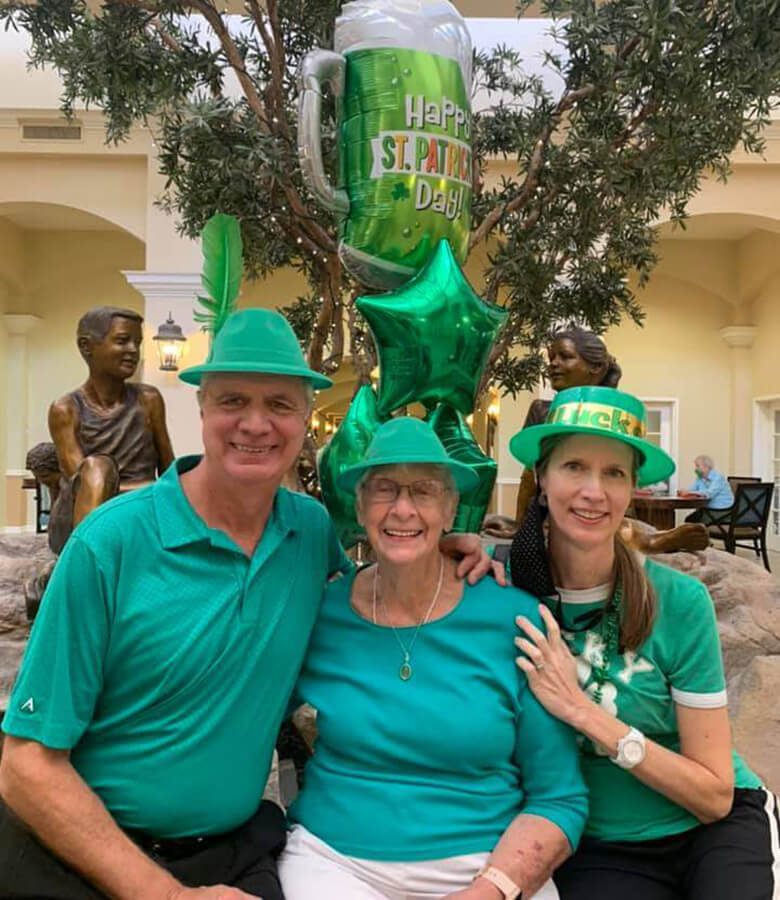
[509,385,778,900]
[278,417,587,900]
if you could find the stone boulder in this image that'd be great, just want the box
[0,534,53,716]
[649,546,780,791]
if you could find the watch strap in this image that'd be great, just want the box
[476,864,522,899]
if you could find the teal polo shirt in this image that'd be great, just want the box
[3,456,350,838]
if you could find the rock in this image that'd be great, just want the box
[729,655,780,792]
[650,547,780,791]
[651,548,780,676]
[0,534,54,715]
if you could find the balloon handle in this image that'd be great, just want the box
[297,49,350,216]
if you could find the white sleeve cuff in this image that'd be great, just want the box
[671,687,728,708]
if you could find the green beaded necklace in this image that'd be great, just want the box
[589,585,622,705]
[556,583,622,706]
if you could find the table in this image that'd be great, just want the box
[629,494,708,530]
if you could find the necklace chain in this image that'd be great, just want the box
[372,557,445,681]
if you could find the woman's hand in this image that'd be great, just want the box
[515,604,588,727]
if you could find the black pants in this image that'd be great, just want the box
[0,799,287,900]
[554,788,779,900]
[684,508,727,525]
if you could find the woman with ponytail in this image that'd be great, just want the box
[507,385,778,900]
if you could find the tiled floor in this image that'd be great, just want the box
[733,547,780,587]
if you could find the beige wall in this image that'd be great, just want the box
[607,271,733,483]
[751,270,780,399]
[0,288,7,524]
[0,156,147,242]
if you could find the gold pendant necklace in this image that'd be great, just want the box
[372,557,445,681]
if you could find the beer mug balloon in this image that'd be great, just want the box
[298,0,473,290]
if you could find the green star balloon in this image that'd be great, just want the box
[356,240,508,417]
[427,403,497,533]
[317,384,385,548]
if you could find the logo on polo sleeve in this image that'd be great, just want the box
[19,697,35,713]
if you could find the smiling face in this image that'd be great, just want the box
[546,337,604,391]
[198,372,310,487]
[82,316,142,380]
[356,464,456,568]
[539,433,635,555]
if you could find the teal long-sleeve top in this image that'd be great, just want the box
[288,571,588,861]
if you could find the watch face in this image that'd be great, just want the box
[623,739,645,765]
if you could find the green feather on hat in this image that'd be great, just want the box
[193,213,244,337]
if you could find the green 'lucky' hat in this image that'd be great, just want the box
[337,417,480,494]
[509,386,675,487]
[179,308,333,389]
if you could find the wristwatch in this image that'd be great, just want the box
[612,726,647,769]
[475,864,522,899]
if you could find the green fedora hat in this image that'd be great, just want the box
[337,417,480,494]
[179,308,333,389]
[509,386,675,487]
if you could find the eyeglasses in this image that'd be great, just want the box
[361,478,449,508]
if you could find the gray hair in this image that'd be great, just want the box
[695,454,715,469]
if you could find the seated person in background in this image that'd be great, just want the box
[279,417,588,900]
[47,306,175,553]
[684,455,734,524]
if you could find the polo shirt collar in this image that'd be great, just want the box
[153,455,297,551]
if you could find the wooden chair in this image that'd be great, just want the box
[727,475,760,493]
[707,482,774,572]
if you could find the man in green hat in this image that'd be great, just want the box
[0,308,489,900]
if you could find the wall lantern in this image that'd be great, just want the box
[153,314,187,371]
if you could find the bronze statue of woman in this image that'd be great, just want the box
[506,325,708,554]
[514,326,622,522]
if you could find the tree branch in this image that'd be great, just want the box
[469,83,596,249]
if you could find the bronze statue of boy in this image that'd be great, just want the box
[47,306,174,553]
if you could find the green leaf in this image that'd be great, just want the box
[196,213,244,335]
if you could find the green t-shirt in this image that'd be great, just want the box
[546,558,761,842]
[3,456,350,838]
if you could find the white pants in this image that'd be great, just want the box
[278,825,560,900]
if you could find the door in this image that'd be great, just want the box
[753,398,780,552]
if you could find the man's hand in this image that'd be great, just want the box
[167,887,259,899]
[439,533,506,585]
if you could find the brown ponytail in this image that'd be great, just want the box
[614,534,656,650]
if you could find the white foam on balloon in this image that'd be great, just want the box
[335,1,473,88]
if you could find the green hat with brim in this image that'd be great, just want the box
[509,386,675,488]
[337,417,480,494]
[179,308,333,389]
